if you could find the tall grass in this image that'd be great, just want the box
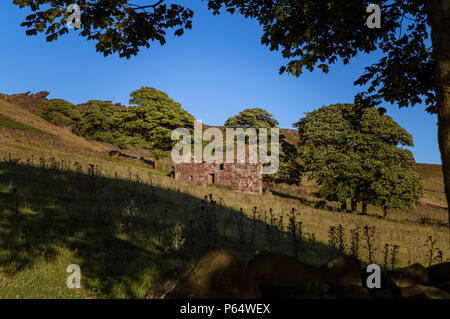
[0,151,449,298]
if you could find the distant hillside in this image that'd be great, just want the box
[0,91,448,299]
[0,91,127,115]
[0,94,111,156]
[0,90,445,205]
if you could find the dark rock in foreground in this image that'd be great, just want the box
[146,249,450,299]
[321,256,363,289]
[146,249,260,299]
[247,251,329,298]
[389,263,430,287]
[427,262,450,285]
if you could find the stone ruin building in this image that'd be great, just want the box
[174,149,263,195]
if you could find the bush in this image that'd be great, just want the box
[41,99,82,134]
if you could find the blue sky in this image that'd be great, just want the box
[0,1,441,164]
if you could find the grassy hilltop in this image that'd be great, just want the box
[0,95,448,298]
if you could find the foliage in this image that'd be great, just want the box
[370,165,424,213]
[224,107,302,185]
[78,100,122,144]
[13,0,193,59]
[294,103,423,212]
[116,87,195,151]
[37,88,194,153]
[40,99,82,134]
[149,149,167,161]
[206,1,435,112]
[16,1,435,110]
[271,139,303,186]
[16,0,435,108]
[15,1,449,227]
[225,107,279,128]
[205,1,447,227]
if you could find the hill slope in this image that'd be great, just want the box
[0,94,448,298]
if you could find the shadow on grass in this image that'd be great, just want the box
[0,160,343,298]
[270,189,340,212]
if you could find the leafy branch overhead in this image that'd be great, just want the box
[206,1,436,112]
[13,0,193,58]
[15,1,436,112]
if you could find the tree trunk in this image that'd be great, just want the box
[383,206,388,219]
[430,0,450,238]
[362,202,368,215]
[351,199,357,212]
[341,201,347,211]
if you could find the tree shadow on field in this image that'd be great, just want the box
[0,160,342,298]
[270,189,340,212]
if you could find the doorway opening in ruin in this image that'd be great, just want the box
[208,174,215,184]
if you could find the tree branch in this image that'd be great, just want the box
[127,1,165,10]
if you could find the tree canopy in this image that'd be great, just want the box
[225,107,279,129]
[38,88,195,154]
[13,0,194,58]
[207,1,435,112]
[115,87,195,151]
[225,107,302,185]
[41,99,82,134]
[78,100,121,144]
[294,103,423,215]
[16,1,435,111]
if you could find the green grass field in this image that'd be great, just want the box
[0,114,45,135]
[0,96,449,298]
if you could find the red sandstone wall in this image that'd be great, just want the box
[175,162,262,195]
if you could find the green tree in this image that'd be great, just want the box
[13,0,193,58]
[15,1,449,225]
[207,0,449,228]
[40,99,82,134]
[116,87,195,151]
[225,107,302,185]
[370,165,424,218]
[78,100,122,144]
[225,107,279,128]
[294,103,423,215]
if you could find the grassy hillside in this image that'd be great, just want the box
[0,96,449,298]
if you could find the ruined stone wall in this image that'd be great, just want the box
[222,163,262,195]
[175,162,262,195]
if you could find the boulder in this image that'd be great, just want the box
[33,91,50,99]
[427,262,450,285]
[321,256,363,289]
[148,249,260,299]
[362,270,401,299]
[247,251,329,298]
[330,285,371,299]
[400,284,450,299]
[433,281,450,293]
[389,263,430,287]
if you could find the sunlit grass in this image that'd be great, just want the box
[0,148,448,299]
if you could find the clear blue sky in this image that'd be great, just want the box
[0,1,441,164]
